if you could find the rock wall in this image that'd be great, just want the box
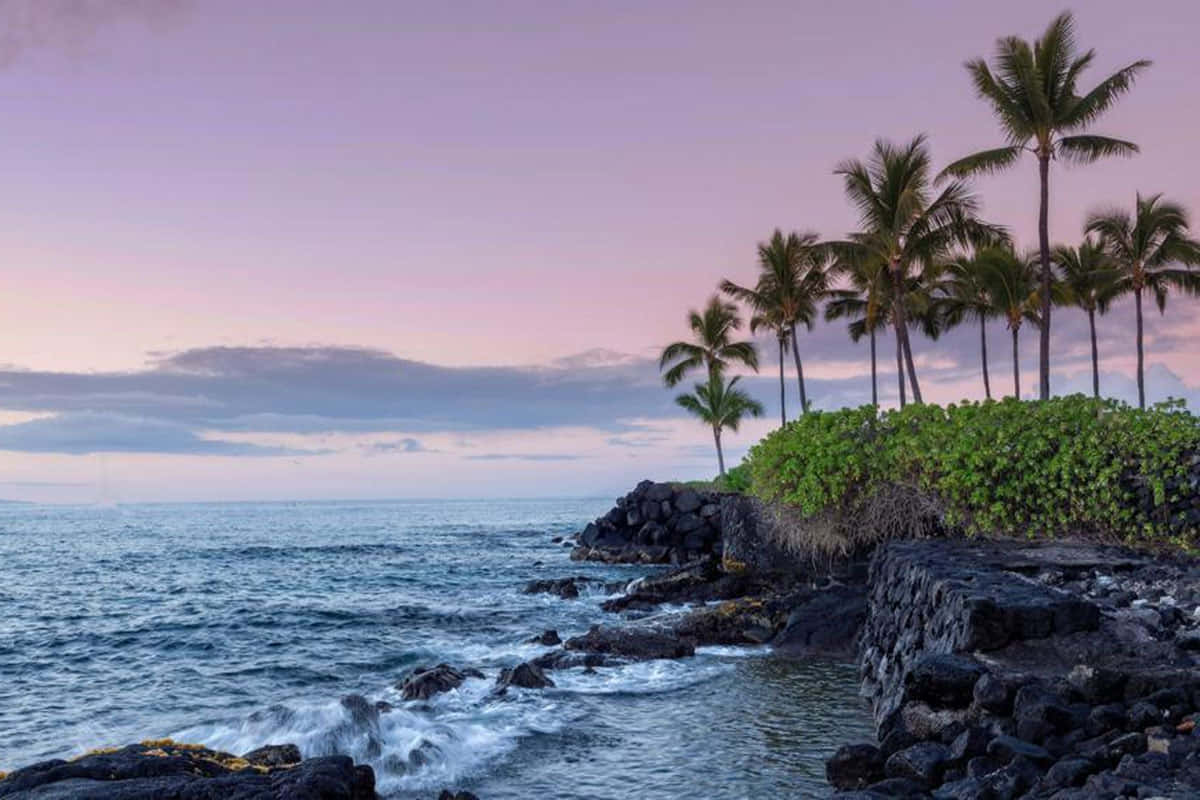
[572,481,816,574]
[861,540,1103,726]
[832,538,1200,798]
[572,480,724,564]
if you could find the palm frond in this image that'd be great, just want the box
[937,145,1024,181]
[1059,59,1152,130]
[1056,134,1138,164]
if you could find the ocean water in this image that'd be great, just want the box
[0,499,872,798]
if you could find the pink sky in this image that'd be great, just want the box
[0,1,1198,501]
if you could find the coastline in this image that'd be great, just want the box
[6,484,1200,798]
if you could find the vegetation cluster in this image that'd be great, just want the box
[745,396,1200,548]
[658,13,1200,556]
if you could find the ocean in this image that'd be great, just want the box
[0,499,871,798]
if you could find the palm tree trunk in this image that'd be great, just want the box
[1012,326,1021,400]
[1088,307,1100,399]
[894,302,923,403]
[869,327,878,407]
[789,323,808,415]
[713,425,725,477]
[1135,288,1145,409]
[777,338,786,426]
[895,329,906,408]
[1037,152,1052,402]
[980,317,992,400]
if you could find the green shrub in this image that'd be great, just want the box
[718,463,752,493]
[673,462,752,494]
[745,395,1200,548]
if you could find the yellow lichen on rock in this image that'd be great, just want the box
[203,756,266,773]
[140,738,177,748]
[721,556,748,574]
[72,747,120,760]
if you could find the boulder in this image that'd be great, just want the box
[948,726,991,763]
[646,482,675,502]
[1012,685,1075,742]
[772,585,867,659]
[972,672,1015,715]
[523,576,586,599]
[495,662,555,692]
[826,743,885,790]
[241,743,301,767]
[985,735,1053,766]
[530,649,609,671]
[398,664,483,700]
[884,741,952,786]
[0,743,375,800]
[904,654,986,708]
[563,624,695,661]
[674,489,703,513]
[528,629,561,646]
[1042,756,1097,790]
[1067,664,1127,703]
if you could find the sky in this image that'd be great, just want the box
[1,0,1198,503]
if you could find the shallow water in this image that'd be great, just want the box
[0,499,871,797]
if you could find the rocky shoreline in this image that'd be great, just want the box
[7,480,1200,799]
[0,740,376,800]
[564,482,1200,798]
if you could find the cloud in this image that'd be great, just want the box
[361,437,432,455]
[607,435,669,448]
[463,453,581,462]
[0,412,312,456]
[0,312,1194,458]
[0,0,187,68]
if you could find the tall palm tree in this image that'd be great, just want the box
[1085,194,1200,408]
[1052,239,1120,398]
[658,296,759,387]
[941,11,1150,401]
[833,134,1005,405]
[978,247,1042,400]
[825,256,942,407]
[675,373,764,477]
[721,230,831,418]
[934,253,1002,400]
[825,254,889,406]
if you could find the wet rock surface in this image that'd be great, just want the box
[0,741,376,800]
[832,538,1200,799]
[563,624,696,661]
[397,663,485,701]
[494,662,555,693]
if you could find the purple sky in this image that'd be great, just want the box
[1,1,1198,502]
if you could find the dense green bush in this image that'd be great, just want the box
[745,395,1200,547]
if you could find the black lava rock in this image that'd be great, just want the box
[826,743,885,790]
[905,654,987,708]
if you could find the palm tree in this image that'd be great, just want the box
[825,254,889,406]
[1052,239,1119,398]
[658,296,759,387]
[1085,194,1200,408]
[675,373,764,477]
[721,230,831,419]
[978,247,1042,400]
[934,253,1002,400]
[941,11,1150,401]
[833,134,1005,405]
[825,256,942,406]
